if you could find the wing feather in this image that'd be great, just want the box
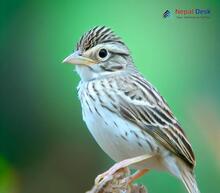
[114,75,195,168]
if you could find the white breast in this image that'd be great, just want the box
[77,81,165,170]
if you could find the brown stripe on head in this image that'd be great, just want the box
[76,26,124,51]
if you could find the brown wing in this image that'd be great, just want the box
[114,74,195,169]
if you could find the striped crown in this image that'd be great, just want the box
[76,26,124,51]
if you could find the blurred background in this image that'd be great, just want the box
[0,0,220,193]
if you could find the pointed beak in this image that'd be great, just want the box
[62,51,96,66]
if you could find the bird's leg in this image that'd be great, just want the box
[95,154,152,185]
[128,168,149,185]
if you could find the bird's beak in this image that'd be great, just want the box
[62,51,96,66]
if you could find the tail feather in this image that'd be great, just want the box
[181,169,200,193]
[164,156,200,193]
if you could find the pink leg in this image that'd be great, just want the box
[95,154,152,185]
[128,168,149,184]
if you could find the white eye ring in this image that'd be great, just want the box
[98,48,109,60]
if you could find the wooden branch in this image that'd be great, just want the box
[86,168,148,193]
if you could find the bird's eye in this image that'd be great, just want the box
[98,49,108,59]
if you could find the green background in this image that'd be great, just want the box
[0,0,220,193]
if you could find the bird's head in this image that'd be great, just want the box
[63,26,132,81]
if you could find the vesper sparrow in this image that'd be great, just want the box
[63,26,200,193]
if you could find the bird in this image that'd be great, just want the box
[63,26,200,193]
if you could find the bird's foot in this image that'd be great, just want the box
[127,168,149,185]
[95,167,128,186]
[95,154,152,185]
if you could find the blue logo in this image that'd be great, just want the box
[163,10,171,18]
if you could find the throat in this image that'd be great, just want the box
[75,65,98,81]
[75,65,124,82]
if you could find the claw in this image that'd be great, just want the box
[95,171,113,186]
[95,173,105,185]
[94,154,152,186]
